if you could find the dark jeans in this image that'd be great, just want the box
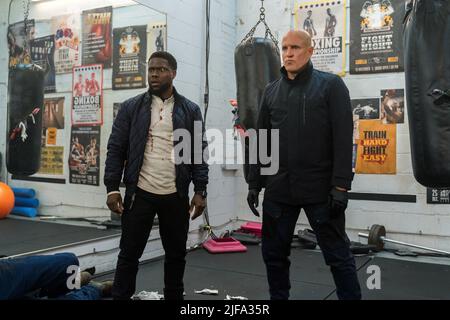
[261,198,362,300]
[112,188,190,300]
[0,253,101,300]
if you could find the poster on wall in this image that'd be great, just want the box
[112,25,147,90]
[380,89,404,124]
[349,0,405,74]
[82,6,113,68]
[39,97,65,177]
[72,64,103,126]
[295,0,346,75]
[52,14,80,74]
[427,189,450,204]
[355,120,396,174]
[8,19,35,68]
[30,35,56,93]
[351,98,380,120]
[147,23,167,56]
[69,126,100,186]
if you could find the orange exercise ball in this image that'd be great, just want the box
[0,182,15,219]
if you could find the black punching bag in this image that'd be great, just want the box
[7,64,45,176]
[235,37,280,182]
[403,0,450,188]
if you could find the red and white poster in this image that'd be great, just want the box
[72,64,103,126]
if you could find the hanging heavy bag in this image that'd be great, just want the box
[235,37,280,132]
[234,0,281,183]
[6,63,45,176]
[403,0,450,188]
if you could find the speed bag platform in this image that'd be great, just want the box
[6,64,45,176]
[234,37,280,182]
[404,0,450,188]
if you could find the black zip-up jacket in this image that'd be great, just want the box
[248,61,354,205]
[104,88,208,207]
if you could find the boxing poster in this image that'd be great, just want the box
[82,6,113,68]
[380,89,404,124]
[30,35,56,93]
[147,23,167,56]
[295,0,346,75]
[350,0,405,74]
[355,120,396,174]
[351,98,380,120]
[427,189,450,204]
[38,97,65,176]
[8,19,35,68]
[52,14,80,74]
[112,25,147,90]
[72,65,103,126]
[69,126,100,186]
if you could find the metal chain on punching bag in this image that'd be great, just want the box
[234,0,281,183]
[240,0,279,54]
[6,0,45,176]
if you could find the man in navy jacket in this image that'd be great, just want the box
[104,51,208,300]
[247,30,361,300]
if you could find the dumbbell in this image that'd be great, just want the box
[359,224,450,255]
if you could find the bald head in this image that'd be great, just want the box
[281,30,314,79]
[282,30,312,49]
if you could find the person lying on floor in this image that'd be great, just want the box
[0,252,112,300]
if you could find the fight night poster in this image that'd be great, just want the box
[52,14,80,74]
[295,0,346,75]
[112,25,147,90]
[30,35,56,93]
[350,0,405,74]
[82,6,113,68]
[355,120,396,174]
[69,126,101,186]
[72,65,103,126]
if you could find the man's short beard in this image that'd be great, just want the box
[149,82,171,95]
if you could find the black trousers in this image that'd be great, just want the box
[112,188,190,300]
[262,198,362,300]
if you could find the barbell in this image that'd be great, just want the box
[358,224,450,256]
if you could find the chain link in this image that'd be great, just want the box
[239,0,279,54]
[21,0,31,63]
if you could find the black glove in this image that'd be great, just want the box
[329,188,348,218]
[247,189,260,217]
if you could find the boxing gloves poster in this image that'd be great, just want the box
[52,14,80,74]
[81,6,112,68]
[349,0,404,74]
[295,0,346,75]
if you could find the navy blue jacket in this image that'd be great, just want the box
[248,61,354,204]
[104,88,208,206]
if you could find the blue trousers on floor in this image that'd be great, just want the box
[0,253,101,300]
